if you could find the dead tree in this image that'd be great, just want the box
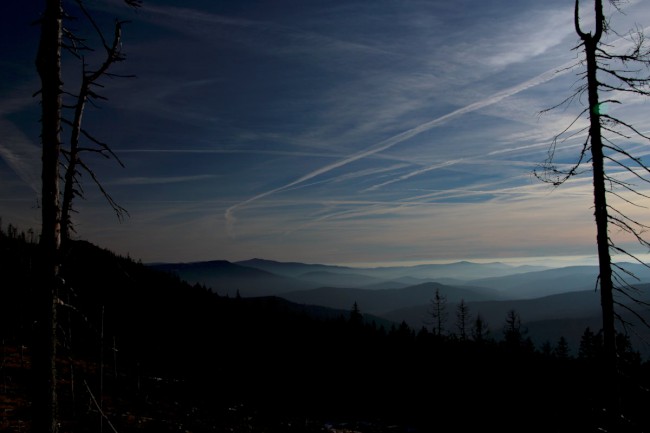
[34,2,64,432]
[60,1,131,243]
[33,1,140,431]
[536,0,650,424]
[427,288,447,337]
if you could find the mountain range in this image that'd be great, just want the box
[150,258,650,357]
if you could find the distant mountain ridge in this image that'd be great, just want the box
[293,270,386,288]
[151,258,650,302]
[235,258,549,281]
[281,282,502,315]
[151,257,555,298]
[149,258,650,357]
[468,263,650,299]
[150,260,319,297]
[235,258,351,278]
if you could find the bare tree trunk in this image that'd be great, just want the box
[577,0,619,421]
[34,0,63,431]
[587,36,619,419]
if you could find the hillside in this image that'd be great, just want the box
[2,233,650,432]
[149,256,650,357]
[150,260,318,297]
[466,264,650,299]
[281,281,501,315]
[381,289,650,358]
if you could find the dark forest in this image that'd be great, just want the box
[2,224,650,432]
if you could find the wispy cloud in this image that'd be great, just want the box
[108,174,218,186]
[259,179,598,264]
[0,120,40,193]
[116,148,343,159]
[225,57,580,234]
[9,0,650,265]
[133,3,396,58]
[479,8,574,69]
[0,91,41,193]
[363,159,465,192]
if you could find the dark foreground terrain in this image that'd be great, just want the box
[2,229,650,432]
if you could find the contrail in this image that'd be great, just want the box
[224,59,580,235]
[363,159,465,192]
[0,92,41,194]
[0,119,41,193]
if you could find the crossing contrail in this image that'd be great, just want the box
[224,59,580,235]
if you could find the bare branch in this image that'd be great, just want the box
[534,127,590,186]
[608,188,650,207]
[607,208,650,235]
[78,129,124,167]
[60,14,131,240]
[601,114,650,141]
[540,85,585,115]
[603,155,650,184]
[77,159,129,221]
[83,380,121,433]
[614,301,650,329]
[611,245,650,269]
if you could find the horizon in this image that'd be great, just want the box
[327,255,601,269]
[149,253,606,269]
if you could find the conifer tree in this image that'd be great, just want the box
[502,309,523,349]
[471,314,490,343]
[578,327,602,360]
[350,301,363,327]
[554,336,571,360]
[428,288,447,337]
[455,298,471,340]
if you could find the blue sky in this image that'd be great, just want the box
[2,0,650,266]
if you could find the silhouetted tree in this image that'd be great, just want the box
[34,3,66,431]
[60,2,132,242]
[455,298,471,340]
[615,332,641,369]
[416,326,430,342]
[471,314,490,343]
[428,288,447,337]
[536,0,650,420]
[554,336,571,360]
[34,1,140,431]
[398,320,413,337]
[350,301,363,327]
[502,309,524,349]
[578,327,602,360]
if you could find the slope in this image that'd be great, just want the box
[151,260,317,296]
[281,281,501,315]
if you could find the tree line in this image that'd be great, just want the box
[2,229,650,432]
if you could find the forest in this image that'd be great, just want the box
[2,224,650,432]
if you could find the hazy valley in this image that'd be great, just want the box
[152,258,650,358]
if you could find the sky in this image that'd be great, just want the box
[2,0,650,267]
